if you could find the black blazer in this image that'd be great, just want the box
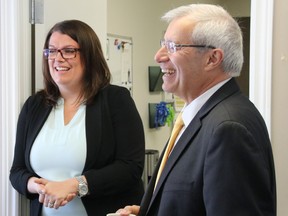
[139,78,276,216]
[10,85,145,216]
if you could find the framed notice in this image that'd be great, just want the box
[106,33,133,95]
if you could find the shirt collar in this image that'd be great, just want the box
[181,78,231,127]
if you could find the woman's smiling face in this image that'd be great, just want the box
[48,31,84,92]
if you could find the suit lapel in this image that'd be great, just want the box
[151,116,202,195]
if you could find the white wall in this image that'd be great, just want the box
[271,0,288,215]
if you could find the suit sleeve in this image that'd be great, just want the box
[203,121,276,216]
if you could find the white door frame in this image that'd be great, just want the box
[249,0,273,136]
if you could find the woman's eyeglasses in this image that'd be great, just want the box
[43,48,80,60]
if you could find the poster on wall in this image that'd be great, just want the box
[106,33,133,95]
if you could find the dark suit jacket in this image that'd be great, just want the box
[10,85,145,216]
[139,78,276,216]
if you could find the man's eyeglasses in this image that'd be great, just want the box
[43,48,81,60]
[160,40,215,54]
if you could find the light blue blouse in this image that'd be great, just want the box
[30,98,87,216]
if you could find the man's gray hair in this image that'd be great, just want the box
[162,4,243,77]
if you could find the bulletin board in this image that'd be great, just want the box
[106,33,133,95]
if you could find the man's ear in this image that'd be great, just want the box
[206,49,224,69]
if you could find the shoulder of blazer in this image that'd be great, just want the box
[98,84,130,99]
[22,93,52,121]
[197,78,241,118]
[89,84,131,109]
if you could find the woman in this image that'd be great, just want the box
[10,20,145,216]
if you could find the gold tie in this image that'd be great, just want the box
[154,112,184,188]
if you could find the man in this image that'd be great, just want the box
[117,4,276,216]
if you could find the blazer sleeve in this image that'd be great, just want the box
[204,121,276,216]
[9,96,40,200]
[84,86,145,197]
